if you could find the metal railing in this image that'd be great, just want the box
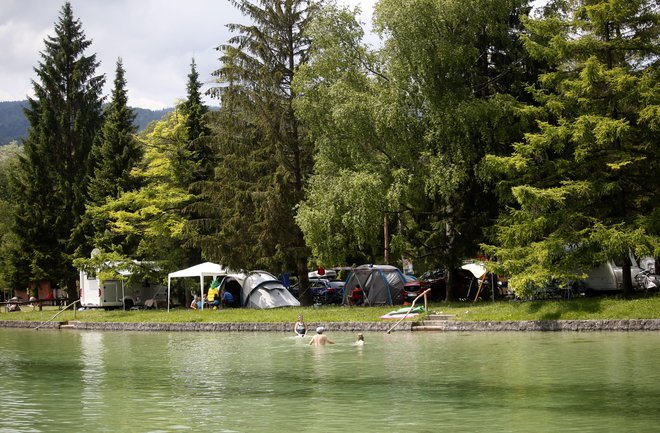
[35,299,80,331]
[386,289,431,334]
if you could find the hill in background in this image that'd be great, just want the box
[0,100,172,145]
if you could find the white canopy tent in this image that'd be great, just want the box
[167,262,229,311]
[461,262,487,279]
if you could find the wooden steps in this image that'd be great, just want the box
[412,313,455,331]
[58,321,79,330]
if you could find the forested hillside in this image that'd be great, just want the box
[0,101,28,144]
[0,100,171,144]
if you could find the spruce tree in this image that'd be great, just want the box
[178,59,214,267]
[485,0,660,297]
[72,58,142,259]
[11,2,104,295]
[180,59,212,182]
[196,0,318,304]
[88,58,141,204]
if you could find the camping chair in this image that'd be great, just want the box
[349,287,364,306]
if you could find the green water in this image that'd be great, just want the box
[0,328,659,433]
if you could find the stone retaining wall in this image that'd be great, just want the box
[69,321,404,332]
[1,319,659,332]
[0,320,406,332]
[424,319,660,332]
[0,320,59,329]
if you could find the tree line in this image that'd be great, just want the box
[0,0,657,304]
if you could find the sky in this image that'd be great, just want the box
[0,0,379,110]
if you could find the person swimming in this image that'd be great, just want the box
[309,327,334,346]
[294,314,306,337]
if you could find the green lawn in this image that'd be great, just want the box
[2,293,659,323]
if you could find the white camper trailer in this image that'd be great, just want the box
[582,256,656,294]
[79,268,166,310]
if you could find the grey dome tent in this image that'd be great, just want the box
[342,264,413,306]
[219,270,300,309]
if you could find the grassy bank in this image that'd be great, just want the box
[2,294,659,324]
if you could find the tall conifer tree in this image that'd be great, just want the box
[485,0,659,297]
[88,58,141,204]
[72,58,142,259]
[195,0,319,304]
[181,59,212,183]
[11,2,104,295]
[178,59,212,268]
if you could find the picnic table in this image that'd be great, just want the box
[1,298,70,312]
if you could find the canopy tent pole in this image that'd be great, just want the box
[167,277,171,312]
[359,274,371,306]
[472,272,489,304]
[200,276,205,310]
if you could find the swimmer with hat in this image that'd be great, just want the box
[309,326,334,346]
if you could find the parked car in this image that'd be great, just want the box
[309,278,343,305]
[403,269,446,302]
[328,280,345,300]
[287,283,300,299]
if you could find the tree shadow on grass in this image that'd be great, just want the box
[523,296,604,321]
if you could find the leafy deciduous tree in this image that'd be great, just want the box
[75,111,194,282]
[296,0,534,300]
[0,143,22,290]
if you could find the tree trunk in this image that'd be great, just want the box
[621,254,634,298]
[443,212,460,302]
[66,277,79,302]
[297,260,312,306]
[444,267,458,302]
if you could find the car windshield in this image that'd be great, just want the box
[420,270,444,280]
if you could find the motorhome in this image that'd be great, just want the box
[79,268,166,310]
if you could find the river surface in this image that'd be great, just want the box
[0,328,658,433]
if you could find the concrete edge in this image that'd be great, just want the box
[1,319,659,332]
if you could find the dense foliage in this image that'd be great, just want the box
[1,0,657,303]
[484,0,660,297]
[294,0,538,299]
[190,0,320,304]
[10,2,104,295]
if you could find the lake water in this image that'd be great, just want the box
[0,328,659,433]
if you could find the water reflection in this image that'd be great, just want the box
[0,329,659,432]
[81,332,105,418]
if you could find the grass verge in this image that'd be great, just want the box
[1,293,659,324]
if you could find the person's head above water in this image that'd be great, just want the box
[316,326,324,334]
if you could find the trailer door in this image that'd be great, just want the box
[102,280,123,306]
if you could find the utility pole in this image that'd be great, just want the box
[384,213,389,263]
